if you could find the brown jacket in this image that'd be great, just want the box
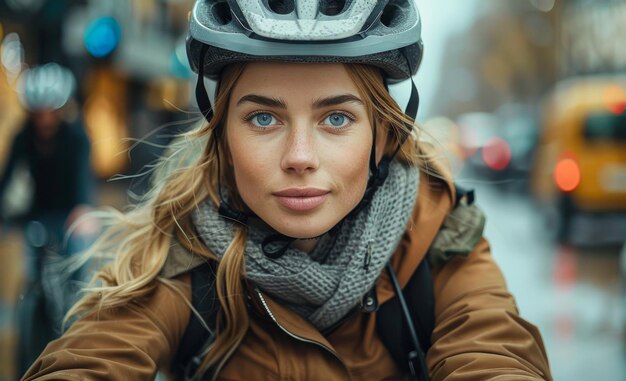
[22,171,552,381]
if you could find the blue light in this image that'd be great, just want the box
[84,17,121,58]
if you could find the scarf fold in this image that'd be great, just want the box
[192,160,419,330]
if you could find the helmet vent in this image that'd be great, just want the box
[320,0,347,16]
[266,0,295,15]
[380,3,400,27]
[211,1,233,25]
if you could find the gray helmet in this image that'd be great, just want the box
[17,63,76,112]
[188,0,423,81]
[187,0,423,116]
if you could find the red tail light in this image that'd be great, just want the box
[610,101,626,115]
[482,137,511,171]
[554,156,581,192]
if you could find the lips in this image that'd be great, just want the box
[272,188,330,211]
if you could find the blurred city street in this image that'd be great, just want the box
[1,0,626,380]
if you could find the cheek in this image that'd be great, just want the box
[229,142,256,189]
[334,138,371,203]
[226,132,273,205]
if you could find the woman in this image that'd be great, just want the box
[22,1,552,380]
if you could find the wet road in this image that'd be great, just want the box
[460,177,626,381]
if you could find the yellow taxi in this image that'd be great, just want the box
[532,75,626,242]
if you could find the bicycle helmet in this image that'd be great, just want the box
[186,0,424,255]
[187,0,422,110]
[17,63,76,112]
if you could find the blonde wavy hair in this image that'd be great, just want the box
[66,63,446,379]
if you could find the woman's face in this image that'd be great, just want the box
[226,62,377,241]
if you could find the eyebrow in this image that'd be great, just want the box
[236,93,363,109]
[312,94,364,108]
[237,94,287,108]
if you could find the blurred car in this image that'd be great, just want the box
[496,103,540,177]
[532,75,626,243]
[457,105,539,189]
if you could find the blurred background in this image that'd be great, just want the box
[0,0,624,380]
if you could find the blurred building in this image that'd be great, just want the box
[561,0,626,76]
[432,0,626,118]
[432,1,560,117]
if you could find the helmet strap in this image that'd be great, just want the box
[195,44,214,125]
[397,46,420,151]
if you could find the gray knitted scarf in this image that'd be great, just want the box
[192,160,419,330]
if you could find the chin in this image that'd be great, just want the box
[267,215,338,239]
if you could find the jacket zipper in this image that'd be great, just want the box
[254,289,348,369]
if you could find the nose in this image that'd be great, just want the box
[280,124,320,175]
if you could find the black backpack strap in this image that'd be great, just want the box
[376,259,434,381]
[402,259,435,354]
[171,261,219,381]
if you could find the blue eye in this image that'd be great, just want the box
[323,113,351,128]
[250,113,277,127]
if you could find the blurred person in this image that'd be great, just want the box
[22,1,551,381]
[0,63,93,256]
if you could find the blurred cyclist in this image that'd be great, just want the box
[0,63,96,375]
[0,63,94,267]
